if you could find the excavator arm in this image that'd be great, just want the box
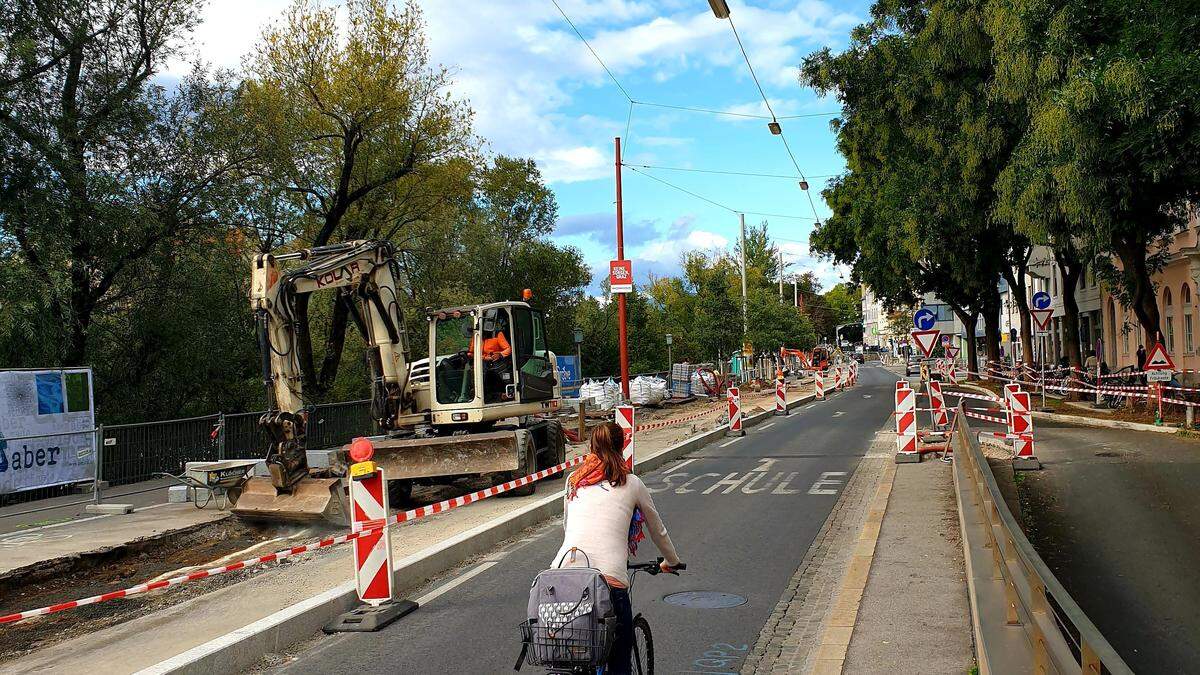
[249,240,412,491]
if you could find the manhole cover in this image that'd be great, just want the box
[662,591,747,609]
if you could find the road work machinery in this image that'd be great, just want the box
[232,240,565,524]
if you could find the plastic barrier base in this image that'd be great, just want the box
[324,599,418,633]
[894,452,921,464]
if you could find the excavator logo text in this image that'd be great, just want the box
[315,262,363,288]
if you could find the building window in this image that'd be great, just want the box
[1164,288,1175,353]
[1185,284,1194,354]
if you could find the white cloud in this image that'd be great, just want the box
[176,1,857,184]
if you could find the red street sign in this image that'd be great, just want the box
[945,345,960,359]
[1144,342,1175,371]
[910,329,940,357]
[609,259,633,294]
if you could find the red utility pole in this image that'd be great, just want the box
[615,137,631,400]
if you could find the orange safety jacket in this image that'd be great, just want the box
[481,332,512,360]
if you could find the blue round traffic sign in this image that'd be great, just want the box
[913,308,936,331]
[1032,291,1051,310]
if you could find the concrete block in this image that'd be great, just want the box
[84,503,134,515]
[1012,456,1041,471]
[306,449,338,470]
[894,452,921,463]
[168,485,192,503]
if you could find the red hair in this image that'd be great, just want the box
[589,422,629,487]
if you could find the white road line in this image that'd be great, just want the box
[413,561,498,606]
[666,458,700,472]
[719,437,743,448]
[759,422,777,430]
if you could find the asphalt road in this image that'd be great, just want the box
[943,384,1200,672]
[270,364,897,674]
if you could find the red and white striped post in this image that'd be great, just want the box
[326,438,416,631]
[928,379,949,429]
[774,375,788,416]
[727,386,744,436]
[895,383,919,462]
[1008,391,1040,470]
[1003,383,1020,430]
[815,371,826,400]
[615,405,635,470]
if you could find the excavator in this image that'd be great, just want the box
[232,240,565,524]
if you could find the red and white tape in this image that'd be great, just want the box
[634,403,724,432]
[0,454,588,625]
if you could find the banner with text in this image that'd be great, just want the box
[0,369,96,494]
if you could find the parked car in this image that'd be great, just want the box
[906,357,921,376]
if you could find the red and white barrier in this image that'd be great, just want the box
[928,379,949,429]
[895,383,918,458]
[727,386,744,437]
[816,372,826,400]
[0,452,589,625]
[775,377,788,416]
[633,403,724,432]
[350,465,393,604]
[616,405,635,469]
[1007,390,1038,467]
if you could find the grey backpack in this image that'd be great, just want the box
[515,549,616,671]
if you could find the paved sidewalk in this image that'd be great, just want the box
[839,460,973,674]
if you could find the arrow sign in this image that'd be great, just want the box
[913,308,936,331]
[1031,308,1053,332]
[1031,291,1051,310]
[911,329,941,357]
[1144,342,1175,371]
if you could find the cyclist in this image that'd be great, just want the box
[552,422,683,675]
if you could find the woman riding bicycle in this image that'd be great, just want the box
[552,422,683,675]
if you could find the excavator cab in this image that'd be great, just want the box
[429,302,557,423]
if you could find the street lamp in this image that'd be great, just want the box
[572,327,584,382]
[708,0,730,18]
[666,333,673,369]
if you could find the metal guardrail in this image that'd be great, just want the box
[953,404,1132,675]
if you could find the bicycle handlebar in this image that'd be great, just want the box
[627,557,687,576]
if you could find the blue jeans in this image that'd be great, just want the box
[606,586,634,675]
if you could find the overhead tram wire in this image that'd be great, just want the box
[625,166,818,221]
[630,101,839,120]
[723,14,824,224]
[622,162,838,181]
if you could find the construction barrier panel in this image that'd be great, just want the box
[816,372,826,400]
[774,377,787,416]
[616,405,635,470]
[350,463,393,605]
[928,379,948,429]
[895,383,918,461]
[727,386,744,437]
[1007,391,1040,470]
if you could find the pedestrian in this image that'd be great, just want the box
[1137,344,1147,372]
[1084,351,1098,384]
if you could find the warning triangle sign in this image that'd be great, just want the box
[1031,308,1053,332]
[1144,342,1176,370]
[945,345,960,359]
[911,329,941,357]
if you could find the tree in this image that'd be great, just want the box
[241,0,476,397]
[988,0,1200,344]
[0,0,251,369]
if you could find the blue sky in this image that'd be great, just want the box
[180,0,868,292]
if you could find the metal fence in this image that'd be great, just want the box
[1,400,375,514]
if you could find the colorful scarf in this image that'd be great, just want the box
[566,453,645,555]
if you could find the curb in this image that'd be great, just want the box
[144,392,817,674]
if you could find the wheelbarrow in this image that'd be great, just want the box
[156,459,260,510]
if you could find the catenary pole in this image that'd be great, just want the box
[615,137,630,400]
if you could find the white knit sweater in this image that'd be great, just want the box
[551,474,681,587]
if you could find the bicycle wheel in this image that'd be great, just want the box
[631,615,653,675]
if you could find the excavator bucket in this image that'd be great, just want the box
[232,476,350,525]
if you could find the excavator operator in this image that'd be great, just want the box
[482,313,514,402]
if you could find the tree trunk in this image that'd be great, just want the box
[982,287,1002,369]
[1001,264,1034,367]
[1113,233,1162,344]
[1054,249,1084,372]
[954,308,979,380]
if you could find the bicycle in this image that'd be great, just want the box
[521,557,686,675]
